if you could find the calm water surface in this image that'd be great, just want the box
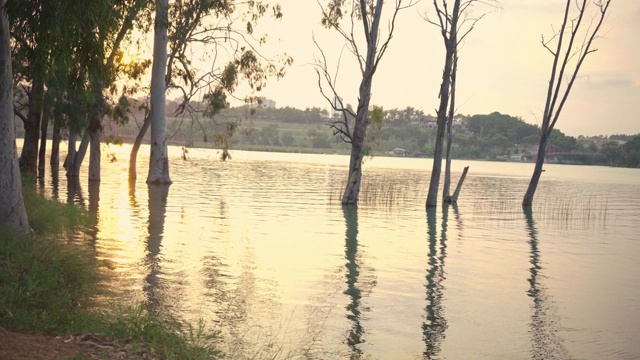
[39,143,640,359]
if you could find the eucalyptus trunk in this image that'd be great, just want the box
[64,129,76,172]
[50,117,60,176]
[129,115,151,180]
[37,106,48,178]
[147,0,171,184]
[88,96,103,182]
[19,76,43,177]
[68,130,90,177]
[0,2,29,234]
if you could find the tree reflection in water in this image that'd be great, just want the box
[145,184,170,313]
[423,205,450,359]
[342,205,367,359]
[523,207,571,360]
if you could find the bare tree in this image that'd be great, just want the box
[316,0,409,205]
[425,0,493,208]
[523,0,611,206]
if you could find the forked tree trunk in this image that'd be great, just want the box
[147,0,172,184]
[19,76,43,178]
[68,129,90,177]
[0,2,29,234]
[129,115,151,180]
[426,0,460,208]
[37,106,48,178]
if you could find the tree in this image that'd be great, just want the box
[147,0,172,184]
[424,0,492,207]
[0,0,29,234]
[523,0,611,206]
[316,0,408,205]
[129,0,291,179]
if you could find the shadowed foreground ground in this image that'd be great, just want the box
[0,326,132,360]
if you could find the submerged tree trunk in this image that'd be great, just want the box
[88,96,103,182]
[449,166,469,203]
[523,0,610,205]
[129,115,151,180]
[64,129,77,172]
[342,76,373,204]
[50,117,60,176]
[147,0,172,184]
[342,138,365,204]
[426,0,460,208]
[37,106,48,178]
[0,3,29,234]
[19,76,44,178]
[68,129,90,177]
[442,54,458,203]
[426,125,446,206]
[523,134,549,206]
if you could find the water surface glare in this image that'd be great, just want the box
[42,144,640,359]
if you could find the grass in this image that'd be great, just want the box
[0,182,221,359]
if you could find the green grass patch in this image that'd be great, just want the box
[0,184,221,359]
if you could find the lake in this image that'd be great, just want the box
[35,142,640,359]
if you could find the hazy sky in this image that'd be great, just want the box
[243,0,639,137]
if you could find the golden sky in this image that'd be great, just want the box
[250,0,639,137]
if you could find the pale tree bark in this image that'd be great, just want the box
[67,130,90,178]
[0,2,29,234]
[523,0,611,206]
[88,91,104,182]
[37,103,48,178]
[316,0,407,205]
[129,115,150,180]
[147,0,172,184]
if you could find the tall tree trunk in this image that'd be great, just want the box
[68,129,90,177]
[426,126,446,207]
[147,0,172,184]
[129,115,151,180]
[0,2,29,234]
[426,0,460,208]
[342,77,372,204]
[443,54,458,203]
[19,76,44,178]
[341,0,383,205]
[523,133,549,206]
[37,105,48,178]
[50,117,60,176]
[64,129,77,171]
[88,86,104,182]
